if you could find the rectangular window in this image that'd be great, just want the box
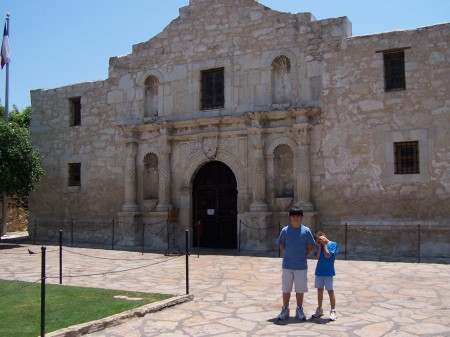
[394,141,419,174]
[68,163,81,186]
[384,51,406,91]
[201,68,224,110]
[70,97,81,126]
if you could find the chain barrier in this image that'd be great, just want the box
[46,255,182,280]
[143,220,167,236]
[72,220,111,232]
[31,217,172,251]
[62,247,171,261]
[239,219,280,231]
[0,251,183,298]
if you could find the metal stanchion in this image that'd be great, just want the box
[278,222,281,257]
[111,219,115,250]
[345,222,348,260]
[238,220,241,253]
[142,222,145,255]
[185,230,189,295]
[33,219,37,245]
[59,230,63,285]
[41,246,47,337]
[71,220,74,247]
[417,224,421,263]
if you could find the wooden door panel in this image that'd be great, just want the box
[193,162,237,249]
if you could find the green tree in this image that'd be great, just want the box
[0,119,44,196]
[8,105,31,128]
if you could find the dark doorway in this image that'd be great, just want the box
[193,161,237,249]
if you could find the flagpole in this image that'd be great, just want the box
[1,13,10,238]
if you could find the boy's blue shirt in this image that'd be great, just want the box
[277,224,315,270]
[315,241,338,276]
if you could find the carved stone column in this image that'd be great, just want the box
[249,127,268,212]
[122,140,139,212]
[266,154,275,204]
[294,124,313,211]
[156,128,172,211]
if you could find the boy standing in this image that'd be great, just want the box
[312,230,338,321]
[277,208,315,320]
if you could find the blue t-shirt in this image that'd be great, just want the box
[277,224,315,270]
[315,241,338,277]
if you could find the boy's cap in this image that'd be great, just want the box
[288,208,303,216]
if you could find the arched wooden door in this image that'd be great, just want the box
[193,161,237,249]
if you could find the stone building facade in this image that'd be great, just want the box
[29,0,450,256]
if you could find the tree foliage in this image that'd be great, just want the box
[8,105,31,128]
[0,106,44,196]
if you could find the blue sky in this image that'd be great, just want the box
[0,0,448,111]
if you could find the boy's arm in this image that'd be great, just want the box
[323,243,332,258]
[315,243,321,260]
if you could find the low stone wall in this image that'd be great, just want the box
[27,217,449,262]
[319,222,450,262]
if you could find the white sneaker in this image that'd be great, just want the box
[329,310,337,321]
[277,306,289,320]
[295,306,306,320]
[312,307,323,318]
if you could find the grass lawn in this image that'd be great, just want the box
[0,279,172,337]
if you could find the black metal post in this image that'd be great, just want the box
[197,221,200,258]
[59,230,63,285]
[41,246,46,337]
[278,222,281,257]
[238,220,241,253]
[345,223,348,260]
[185,230,189,295]
[71,220,74,247]
[33,218,37,245]
[111,219,115,250]
[142,222,145,255]
[417,224,421,263]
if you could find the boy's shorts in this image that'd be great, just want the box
[314,276,334,291]
[281,269,308,293]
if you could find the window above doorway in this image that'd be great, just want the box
[201,67,224,110]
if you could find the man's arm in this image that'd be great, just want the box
[306,244,314,256]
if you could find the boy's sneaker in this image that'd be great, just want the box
[329,310,337,321]
[277,306,289,320]
[295,306,306,320]
[312,307,323,318]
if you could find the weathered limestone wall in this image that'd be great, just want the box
[30,81,125,223]
[311,23,450,224]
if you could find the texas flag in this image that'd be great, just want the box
[1,21,10,69]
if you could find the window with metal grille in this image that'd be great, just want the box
[394,141,419,174]
[68,163,81,186]
[201,68,224,110]
[384,51,405,91]
[70,97,81,126]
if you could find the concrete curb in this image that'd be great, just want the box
[45,294,194,337]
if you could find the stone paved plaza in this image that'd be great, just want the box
[0,241,449,336]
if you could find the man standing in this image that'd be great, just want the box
[277,207,315,320]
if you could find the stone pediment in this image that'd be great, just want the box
[122,0,316,61]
